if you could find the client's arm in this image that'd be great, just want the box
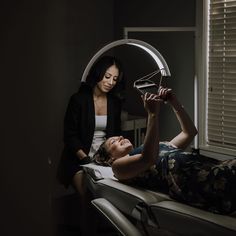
[112,93,161,180]
[160,88,198,150]
[141,93,161,165]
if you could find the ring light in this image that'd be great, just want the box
[81,38,171,82]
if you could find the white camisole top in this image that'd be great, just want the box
[88,115,107,157]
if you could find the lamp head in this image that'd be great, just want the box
[81,38,171,82]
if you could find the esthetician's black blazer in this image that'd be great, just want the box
[58,83,122,187]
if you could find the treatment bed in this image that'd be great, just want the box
[83,163,236,236]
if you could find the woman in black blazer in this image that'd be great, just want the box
[57,55,125,235]
[59,56,125,187]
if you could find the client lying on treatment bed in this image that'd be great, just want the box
[92,87,236,214]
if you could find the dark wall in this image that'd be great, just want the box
[1,2,52,236]
[114,0,196,37]
[1,0,197,235]
[1,0,114,235]
[113,0,196,141]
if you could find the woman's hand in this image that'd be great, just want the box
[158,86,175,101]
[142,93,162,115]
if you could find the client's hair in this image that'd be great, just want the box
[92,141,111,166]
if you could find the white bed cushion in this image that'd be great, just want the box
[82,163,117,180]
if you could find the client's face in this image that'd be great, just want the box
[105,136,133,158]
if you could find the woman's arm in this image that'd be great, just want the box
[159,88,198,150]
[141,93,161,165]
[64,94,88,160]
[112,93,161,180]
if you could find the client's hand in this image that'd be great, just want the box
[158,86,174,101]
[158,87,180,108]
[142,92,162,115]
[80,156,91,165]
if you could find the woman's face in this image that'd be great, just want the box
[105,136,133,158]
[96,65,119,93]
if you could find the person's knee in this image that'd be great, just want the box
[72,171,87,196]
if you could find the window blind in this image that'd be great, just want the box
[208,0,236,151]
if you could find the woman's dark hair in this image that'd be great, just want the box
[85,55,125,99]
[92,141,111,166]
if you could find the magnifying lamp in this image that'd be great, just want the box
[81,38,171,82]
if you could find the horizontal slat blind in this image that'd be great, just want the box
[208,0,236,149]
